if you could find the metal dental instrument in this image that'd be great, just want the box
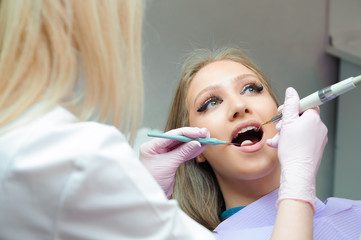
[147,132,241,146]
[261,75,361,127]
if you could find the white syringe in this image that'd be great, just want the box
[261,75,361,126]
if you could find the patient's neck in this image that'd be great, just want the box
[217,165,281,210]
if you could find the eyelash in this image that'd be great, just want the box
[197,95,223,112]
[197,83,264,113]
[240,83,264,95]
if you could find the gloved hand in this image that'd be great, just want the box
[267,87,328,214]
[139,127,210,199]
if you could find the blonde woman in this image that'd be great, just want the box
[0,1,318,239]
[140,47,361,239]
[0,1,216,239]
[0,0,350,238]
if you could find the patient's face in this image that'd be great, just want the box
[187,60,280,187]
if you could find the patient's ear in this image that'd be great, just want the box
[196,154,206,163]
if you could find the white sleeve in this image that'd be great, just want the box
[56,124,215,240]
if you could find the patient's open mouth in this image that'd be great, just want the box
[231,126,263,147]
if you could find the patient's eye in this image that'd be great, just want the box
[240,83,263,95]
[197,96,223,112]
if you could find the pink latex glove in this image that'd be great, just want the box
[267,87,328,213]
[139,127,210,199]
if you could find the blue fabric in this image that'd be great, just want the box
[220,206,245,221]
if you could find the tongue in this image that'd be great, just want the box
[241,140,253,147]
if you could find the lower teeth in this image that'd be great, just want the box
[241,140,253,146]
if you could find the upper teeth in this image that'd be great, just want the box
[237,126,257,134]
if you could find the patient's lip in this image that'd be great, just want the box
[230,120,264,153]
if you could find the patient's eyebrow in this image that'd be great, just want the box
[193,73,257,106]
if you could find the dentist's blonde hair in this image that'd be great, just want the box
[0,0,144,141]
[166,47,279,230]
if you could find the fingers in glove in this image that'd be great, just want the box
[170,127,210,139]
[275,120,282,131]
[282,87,300,126]
[266,133,279,148]
[141,127,209,154]
[164,127,209,152]
[175,141,207,161]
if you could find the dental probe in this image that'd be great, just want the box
[147,132,241,146]
[261,75,361,127]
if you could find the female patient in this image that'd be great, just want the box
[0,1,322,239]
[140,47,361,239]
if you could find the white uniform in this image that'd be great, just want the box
[0,104,214,240]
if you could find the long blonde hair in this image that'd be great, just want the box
[0,0,144,141]
[166,47,279,230]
